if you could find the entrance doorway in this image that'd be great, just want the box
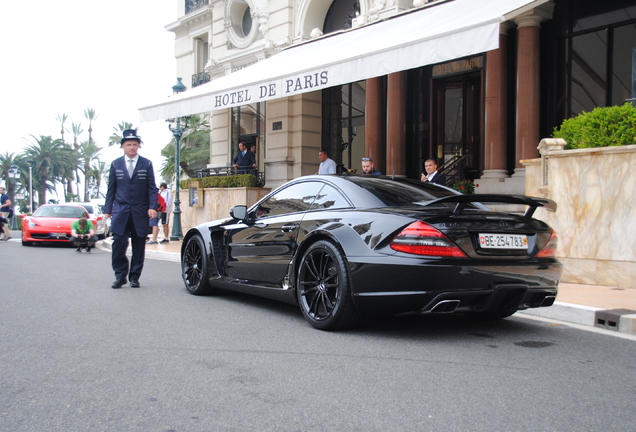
[432,72,481,181]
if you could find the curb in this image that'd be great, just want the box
[99,238,180,262]
[518,302,600,326]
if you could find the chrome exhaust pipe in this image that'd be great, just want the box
[430,299,460,313]
[540,295,556,307]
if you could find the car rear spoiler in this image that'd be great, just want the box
[422,194,557,218]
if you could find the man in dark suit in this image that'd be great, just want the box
[104,129,158,289]
[421,159,447,186]
[232,140,256,174]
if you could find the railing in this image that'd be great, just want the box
[185,0,209,15]
[192,72,210,88]
[194,166,266,187]
[440,154,469,186]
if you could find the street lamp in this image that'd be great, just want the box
[7,164,20,230]
[28,166,33,213]
[167,77,189,241]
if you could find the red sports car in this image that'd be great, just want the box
[21,204,91,246]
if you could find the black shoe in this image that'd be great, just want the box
[76,247,82,253]
[130,279,140,288]
[112,279,127,289]
[86,247,91,253]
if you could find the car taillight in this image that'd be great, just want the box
[536,230,558,258]
[390,221,466,257]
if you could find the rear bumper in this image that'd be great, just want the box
[349,259,562,315]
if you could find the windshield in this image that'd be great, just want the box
[79,205,94,213]
[33,206,87,218]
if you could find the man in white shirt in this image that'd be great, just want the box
[318,150,337,174]
[158,182,173,243]
[420,159,447,185]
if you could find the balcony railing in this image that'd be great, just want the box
[192,72,211,88]
[185,0,209,15]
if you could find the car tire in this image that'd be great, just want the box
[182,234,217,295]
[297,240,362,331]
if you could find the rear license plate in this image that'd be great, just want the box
[479,233,528,250]
[51,233,67,239]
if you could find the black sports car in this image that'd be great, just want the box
[180,175,562,330]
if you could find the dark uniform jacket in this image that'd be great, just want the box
[104,155,158,237]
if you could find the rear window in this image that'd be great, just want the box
[347,177,462,208]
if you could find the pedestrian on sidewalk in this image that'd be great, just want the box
[158,182,172,243]
[0,186,12,241]
[104,129,158,289]
[147,190,166,245]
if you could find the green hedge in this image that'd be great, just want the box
[552,103,636,149]
[180,174,258,189]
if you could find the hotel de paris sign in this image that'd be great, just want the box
[197,54,485,112]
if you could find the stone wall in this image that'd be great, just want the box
[177,187,271,232]
[522,140,636,288]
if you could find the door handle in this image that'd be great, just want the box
[281,224,296,232]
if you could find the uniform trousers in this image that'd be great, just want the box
[111,213,146,281]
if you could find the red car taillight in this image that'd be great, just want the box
[536,230,558,258]
[390,221,466,257]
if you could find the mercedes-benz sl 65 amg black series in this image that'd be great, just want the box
[180,175,562,330]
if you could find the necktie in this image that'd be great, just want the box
[128,159,134,178]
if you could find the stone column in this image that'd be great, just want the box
[365,77,385,174]
[386,72,406,176]
[482,24,509,183]
[514,14,543,177]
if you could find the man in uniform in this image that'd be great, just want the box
[104,129,158,288]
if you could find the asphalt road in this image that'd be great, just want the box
[1,240,635,432]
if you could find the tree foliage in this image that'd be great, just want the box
[23,136,75,205]
[161,114,210,180]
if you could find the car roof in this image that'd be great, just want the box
[269,174,458,208]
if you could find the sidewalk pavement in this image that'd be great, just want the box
[101,236,636,336]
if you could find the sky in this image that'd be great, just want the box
[0,0,179,197]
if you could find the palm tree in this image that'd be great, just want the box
[70,122,84,194]
[109,121,135,146]
[70,122,84,151]
[55,113,69,143]
[160,114,210,179]
[78,140,102,201]
[83,107,98,146]
[88,160,109,198]
[22,136,75,205]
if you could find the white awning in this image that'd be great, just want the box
[139,0,547,122]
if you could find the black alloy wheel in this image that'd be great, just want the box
[182,235,215,295]
[297,240,361,330]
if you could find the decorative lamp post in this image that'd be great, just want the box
[167,78,189,241]
[7,165,20,230]
[28,166,33,213]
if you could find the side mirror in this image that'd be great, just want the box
[230,205,248,221]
